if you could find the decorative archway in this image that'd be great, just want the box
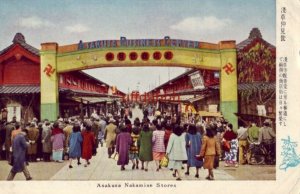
[40,37,238,128]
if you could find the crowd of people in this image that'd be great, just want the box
[0,104,276,181]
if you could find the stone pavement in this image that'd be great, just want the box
[0,160,65,180]
[0,144,275,181]
[50,145,234,181]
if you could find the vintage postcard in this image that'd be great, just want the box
[0,0,299,193]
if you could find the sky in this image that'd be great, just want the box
[0,0,276,93]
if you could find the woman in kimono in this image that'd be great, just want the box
[68,124,83,168]
[137,124,153,171]
[166,125,187,181]
[185,124,202,178]
[51,122,65,162]
[81,124,95,167]
[116,126,132,170]
[222,123,238,167]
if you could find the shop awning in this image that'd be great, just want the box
[59,88,107,97]
[69,96,115,104]
[0,85,40,94]
[187,95,206,103]
[209,82,275,91]
[59,88,122,98]
[0,86,121,100]
[198,111,223,117]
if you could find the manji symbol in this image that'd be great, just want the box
[222,63,235,75]
[43,64,55,77]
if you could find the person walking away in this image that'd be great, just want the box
[0,120,6,160]
[137,124,153,171]
[124,116,132,133]
[222,123,238,167]
[63,120,73,160]
[129,124,140,169]
[197,124,221,180]
[81,125,95,167]
[166,125,187,181]
[248,122,260,143]
[98,115,107,147]
[185,124,202,178]
[152,124,165,171]
[91,118,100,155]
[27,122,39,162]
[7,128,32,180]
[5,121,15,160]
[116,126,132,170]
[237,124,248,165]
[51,122,65,162]
[258,119,276,163]
[68,124,83,168]
[164,123,172,149]
[36,122,44,161]
[104,118,117,158]
[11,123,22,141]
[42,121,52,162]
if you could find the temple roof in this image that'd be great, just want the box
[0,33,40,56]
[237,28,275,51]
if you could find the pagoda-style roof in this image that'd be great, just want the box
[237,28,275,52]
[0,33,40,56]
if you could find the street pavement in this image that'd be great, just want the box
[0,145,275,181]
[50,144,235,181]
[0,106,275,181]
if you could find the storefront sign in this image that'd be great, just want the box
[189,71,205,90]
[7,105,21,122]
[78,36,200,50]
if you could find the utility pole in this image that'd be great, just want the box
[159,75,160,85]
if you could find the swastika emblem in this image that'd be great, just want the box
[43,64,55,77]
[222,63,235,75]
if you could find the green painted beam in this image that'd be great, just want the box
[220,101,238,130]
[41,103,59,122]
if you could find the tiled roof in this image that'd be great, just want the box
[0,85,121,99]
[59,87,121,98]
[0,33,39,56]
[0,85,40,94]
[237,28,275,51]
[59,87,106,97]
[209,82,275,91]
[148,68,196,93]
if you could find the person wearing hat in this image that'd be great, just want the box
[27,122,39,162]
[258,119,276,162]
[104,118,117,158]
[258,120,275,144]
[42,121,52,162]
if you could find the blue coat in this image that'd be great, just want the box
[186,132,203,167]
[166,133,188,161]
[12,133,28,173]
[69,132,83,158]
